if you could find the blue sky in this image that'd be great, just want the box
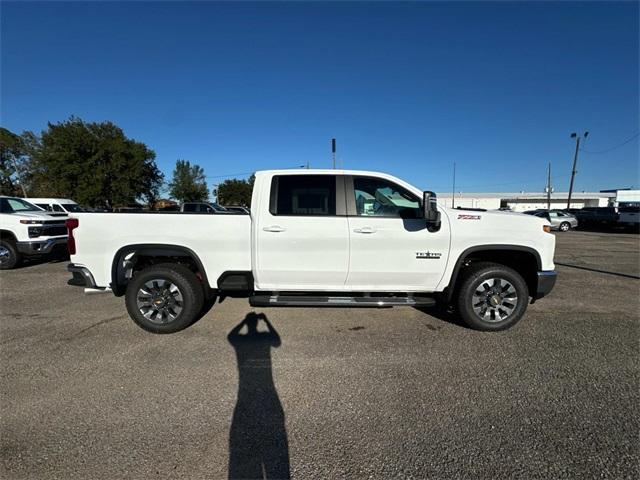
[2,1,638,194]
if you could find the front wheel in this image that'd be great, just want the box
[125,263,205,334]
[456,262,529,331]
[0,239,21,270]
[559,222,571,232]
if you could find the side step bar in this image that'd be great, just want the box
[249,294,436,308]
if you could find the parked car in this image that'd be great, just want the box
[524,209,578,232]
[573,207,618,227]
[26,197,85,214]
[224,206,250,214]
[618,206,639,230]
[181,202,229,213]
[66,169,557,333]
[0,196,68,269]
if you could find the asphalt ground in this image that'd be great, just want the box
[1,231,638,479]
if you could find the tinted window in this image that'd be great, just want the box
[0,198,42,213]
[183,204,197,212]
[36,203,52,211]
[353,177,421,218]
[52,204,65,212]
[271,175,336,216]
[63,203,84,213]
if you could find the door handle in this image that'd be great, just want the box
[263,225,286,233]
[353,226,376,234]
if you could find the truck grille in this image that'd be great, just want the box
[28,222,68,238]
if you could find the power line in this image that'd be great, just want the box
[204,164,306,179]
[431,174,571,191]
[580,132,639,154]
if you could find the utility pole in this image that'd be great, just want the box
[452,161,456,208]
[546,162,552,210]
[567,131,588,209]
[331,138,336,169]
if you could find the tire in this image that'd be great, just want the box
[456,262,529,332]
[559,222,571,232]
[0,239,21,270]
[125,263,205,334]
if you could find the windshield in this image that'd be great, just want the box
[0,197,43,213]
[62,203,85,213]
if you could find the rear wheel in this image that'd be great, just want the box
[125,263,204,334]
[457,262,528,331]
[0,239,21,270]
[559,221,571,232]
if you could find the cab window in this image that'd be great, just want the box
[270,175,336,216]
[353,177,421,219]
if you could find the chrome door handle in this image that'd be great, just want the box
[263,225,286,232]
[353,226,376,234]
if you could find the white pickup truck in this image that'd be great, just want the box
[1,196,69,269]
[66,169,557,332]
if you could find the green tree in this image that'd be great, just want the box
[168,160,209,202]
[216,174,255,206]
[25,117,163,207]
[0,127,30,196]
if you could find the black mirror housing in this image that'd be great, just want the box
[423,191,441,231]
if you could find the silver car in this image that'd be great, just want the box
[525,209,579,232]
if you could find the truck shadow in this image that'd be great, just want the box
[12,251,69,270]
[414,304,467,329]
[227,312,290,480]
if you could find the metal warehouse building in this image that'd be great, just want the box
[436,192,613,212]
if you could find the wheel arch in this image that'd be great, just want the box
[443,245,541,302]
[111,244,210,297]
[0,230,18,243]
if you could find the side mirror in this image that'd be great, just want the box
[423,191,441,231]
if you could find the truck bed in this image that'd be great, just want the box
[70,212,252,289]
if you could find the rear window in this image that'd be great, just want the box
[270,175,336,216]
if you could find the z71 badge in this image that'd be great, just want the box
[416,251,442,259]
[458,214,481,220]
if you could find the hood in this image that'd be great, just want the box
[10,211,67,221]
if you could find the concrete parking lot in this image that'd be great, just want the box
[1,231,638,479]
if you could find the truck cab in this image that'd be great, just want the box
[66,169,557,333]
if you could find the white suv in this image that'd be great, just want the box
[0,196,68,269]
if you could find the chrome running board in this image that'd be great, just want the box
[249,294,436,308]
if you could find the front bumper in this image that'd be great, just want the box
[534,270,557,299]
[16,237,67,255]
[67,263,98,288]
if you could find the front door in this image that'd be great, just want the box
[255,174,350,290]
[345,176,449,291]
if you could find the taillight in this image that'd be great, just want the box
[66,218,79,255]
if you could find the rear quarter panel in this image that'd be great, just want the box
[70,213,252,288]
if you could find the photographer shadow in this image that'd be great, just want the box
[227,312,290,479]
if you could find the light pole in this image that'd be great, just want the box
[452,162,456,208]
[567,131,588,209]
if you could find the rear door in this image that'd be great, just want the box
[255,174,350,290]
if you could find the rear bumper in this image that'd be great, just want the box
[534,270,557,299]
[16,237,67,255]
[67,263,98,288]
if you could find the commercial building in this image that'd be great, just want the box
[436,192,613,212]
